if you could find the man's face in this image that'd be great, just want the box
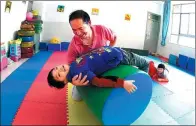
[70,18,92,45]
[52,64,70,83]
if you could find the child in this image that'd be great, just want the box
[47,46,150,100]
[148,61,169,82]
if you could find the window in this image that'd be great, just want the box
[170,3,195,48]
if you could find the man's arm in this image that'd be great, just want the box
[101,25,117,47]
[66,39,78,64]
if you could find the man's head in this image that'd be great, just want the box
[69,10,92,45]
[47,64,70,89]
[157,63,165,74]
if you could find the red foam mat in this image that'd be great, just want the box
[24,80,67,104]
[13,51,69,125]
[12,100,68,125]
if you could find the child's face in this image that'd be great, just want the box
[157,68,164,74]
[52,64,70,83]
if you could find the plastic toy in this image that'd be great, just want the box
[50,37,61,44]
[26,12,33,21]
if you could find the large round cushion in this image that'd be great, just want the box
[76,65,152,125]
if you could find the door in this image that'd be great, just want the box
[144,12,161,53]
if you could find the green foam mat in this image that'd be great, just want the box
[152,94,195,119]
[132,100,176,125]
[77,65,139,123]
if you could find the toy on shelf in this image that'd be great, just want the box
[0,43,8,71]
[26,12,33,21]
[9,38,22,44]
[20,20,35,31]
[50,37,61,44]
[9,39,22,62]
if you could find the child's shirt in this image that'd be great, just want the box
[67,46,124,84]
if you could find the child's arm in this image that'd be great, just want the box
[71,71,137,93]
[92,76,137,93]
[157,78,169,82]
[157,71,169,82]
[92,76,124,88]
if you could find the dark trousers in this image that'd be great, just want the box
[119,49,149,73]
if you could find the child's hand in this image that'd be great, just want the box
[123,80,137,93]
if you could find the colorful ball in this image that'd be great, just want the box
[26,12,33,21]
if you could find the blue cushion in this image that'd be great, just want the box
[187,58,195,73]
[178,54,189,69]
[48,43,61,51]
[61,42,70,51]
[39,42,48,51]
[168,54,177,65]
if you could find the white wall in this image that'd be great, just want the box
[39,1,164,49]
[157,1,195,58]
[1,1,28,52]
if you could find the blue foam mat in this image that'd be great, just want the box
[0,51,52,125]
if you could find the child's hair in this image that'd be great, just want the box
[47,68,66,89]
[158,63,169,72]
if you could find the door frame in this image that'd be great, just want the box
[143,11,161,53]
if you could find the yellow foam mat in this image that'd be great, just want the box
[67,83,102,125]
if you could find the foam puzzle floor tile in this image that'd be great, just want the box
[131,100,176,125]
[152,81,173,98]
[176,110,195,125]
[12,101,68,125]
[24,82,67,104]
[67,83,101,125]
[152,94,195,119]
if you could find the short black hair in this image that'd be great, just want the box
[69,10,90,23]
[158,64,165,70]
[47,68,66,89]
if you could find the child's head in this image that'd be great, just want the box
[157,63,165,74]
[47,64,70,89]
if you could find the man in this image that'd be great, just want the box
[67,10,117,101]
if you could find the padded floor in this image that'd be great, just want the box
[176,110,195,125]
[12,101,68,125]
[12,51,69,125]
[1,52,52,125]
[132,100,178,125]
[151,81,173,98]
[67,83,101,125]
[152,94,195,120]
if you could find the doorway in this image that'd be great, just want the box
[144,12,161,53]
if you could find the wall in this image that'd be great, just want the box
[39,1,163,49]
[1,1,28,52]
[157,1,195,58]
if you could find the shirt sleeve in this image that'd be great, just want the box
[101,25,117,46]
[91,76,125,88]
[85,71,96,83]
[66,39,78,64]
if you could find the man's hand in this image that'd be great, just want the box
[123,80,137,93]
[72,73,89,86]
